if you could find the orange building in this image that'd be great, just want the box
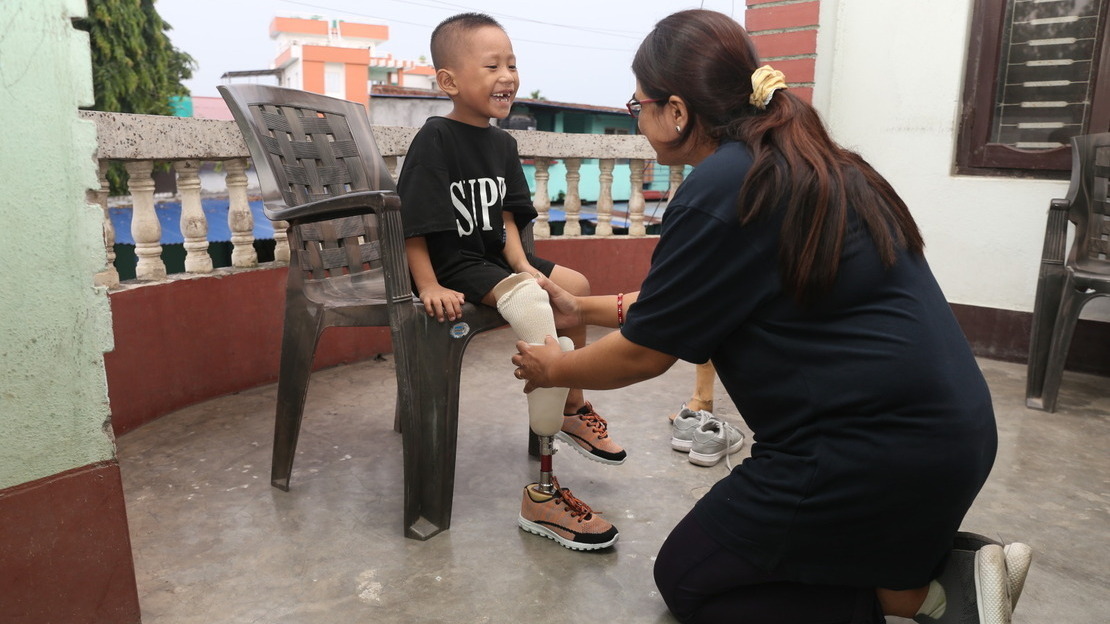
[269,16,435,108]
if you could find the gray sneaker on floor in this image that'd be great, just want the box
[670,407,711,452]
[688,417,744,468]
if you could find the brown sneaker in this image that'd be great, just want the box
[555,402,627,465]
[517,477,618,551]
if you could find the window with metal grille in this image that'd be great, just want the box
[957,0,1110,176]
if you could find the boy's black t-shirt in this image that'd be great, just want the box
[398,117,549,301]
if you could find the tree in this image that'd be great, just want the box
[76,0,195,115]
[76,0,196,193]
[529,90,546,101]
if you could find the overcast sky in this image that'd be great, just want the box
[157,0,744,109]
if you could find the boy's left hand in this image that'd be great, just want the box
[419,285,466,322]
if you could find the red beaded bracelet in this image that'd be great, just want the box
[617,292,625,327]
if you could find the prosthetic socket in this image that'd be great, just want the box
[493,272,574,436]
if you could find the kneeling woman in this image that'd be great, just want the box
[513,9,1028,624]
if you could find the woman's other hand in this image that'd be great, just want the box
[534,274,582,329]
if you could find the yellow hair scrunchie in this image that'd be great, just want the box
[750,65,788,110]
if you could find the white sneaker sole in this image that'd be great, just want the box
[974,543,1012,624]
[1003,542,1032,610]
[554,431,626,466]
[517,515,618,551]
[671,436,694,452]
[688,436,744,467]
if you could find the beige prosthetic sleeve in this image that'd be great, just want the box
[493,273,574,436]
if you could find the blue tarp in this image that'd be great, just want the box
[546,201,665,228]
[109,198,274,245]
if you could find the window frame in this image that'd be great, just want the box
[956,0,1110,176]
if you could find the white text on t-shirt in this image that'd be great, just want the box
[451,176,507,236]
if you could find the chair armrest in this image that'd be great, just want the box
[1040,198,1070,265]
[264,190,400,223]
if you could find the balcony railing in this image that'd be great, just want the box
[82,111,680,289]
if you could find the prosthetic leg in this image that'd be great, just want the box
[493,272,573,494]
[498,273,619,550]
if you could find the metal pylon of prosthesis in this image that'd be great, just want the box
[537,435,556,494]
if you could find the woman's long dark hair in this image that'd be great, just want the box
[633,10,923,303]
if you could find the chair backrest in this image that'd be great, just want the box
[219,84,401,283]
[219,84,394,211]
[1065,132,1110,265]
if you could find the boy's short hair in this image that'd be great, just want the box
[430,12,504,70]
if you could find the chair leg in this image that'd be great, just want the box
[271,304,325,491]
[400,314,501,540]
[1026,264,1067,408]
[1039,285,1089,413]
[393,391,403,434]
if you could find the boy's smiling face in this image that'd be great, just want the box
[438,25,519,127]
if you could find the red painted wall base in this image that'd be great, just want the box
[105,237,660,436]
[104,268,392,435]
[0,462,140,624]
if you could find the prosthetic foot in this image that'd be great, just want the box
[518,475,618,550]
[494,273,574,494]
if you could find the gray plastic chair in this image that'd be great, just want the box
[219,84,508,539]
[1026,132,1110,412]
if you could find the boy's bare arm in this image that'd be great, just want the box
[405,236,465,322]
[502,212,538,275]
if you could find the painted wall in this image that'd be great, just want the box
[525,160,637,203]
[0,0,116,489]
[813,0,1109,321]
[369,96,453,127]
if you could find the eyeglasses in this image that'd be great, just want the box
[626,95,665,118]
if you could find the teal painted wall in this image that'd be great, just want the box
[522,108,672,203]
[0,0,116,488]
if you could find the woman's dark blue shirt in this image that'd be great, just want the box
[621,140,997,589]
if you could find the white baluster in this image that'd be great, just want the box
[125,160,166,280]
[384,156,399,182]
[668,165,685,199]
[532,158,552,239]
[629,159,646,237]
[225,158,258,268]
[175,160,213,274]
[563,157,582,237]
[272,220,290,264]
[595,158,615,236]
[93,161,119,288]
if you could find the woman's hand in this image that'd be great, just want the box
[512,336,564,393]
[534,274,582,330]
[419,285,465,322]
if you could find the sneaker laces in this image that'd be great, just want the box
[551,476,598,522]
[568,402,610,439]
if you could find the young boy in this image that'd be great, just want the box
[397,13,623,550]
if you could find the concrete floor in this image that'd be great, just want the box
[118,327,1110,623]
